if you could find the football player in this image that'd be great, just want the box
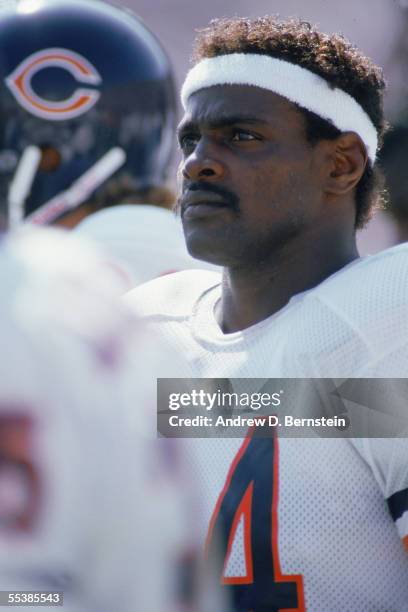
[0,225,209,612]
[0,0,213,288]
[125,17,408,610]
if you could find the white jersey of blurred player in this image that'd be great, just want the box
[75,204,218,291]
[0,227,199,612]
[125,244,408,611]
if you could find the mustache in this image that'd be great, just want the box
[175,182,240,215]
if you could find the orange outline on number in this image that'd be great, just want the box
[205,431,306,611]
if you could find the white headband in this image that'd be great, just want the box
[181,53,378,164]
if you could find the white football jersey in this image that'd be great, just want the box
[0,227,199,612]
[125,244,408,611]
[75,204,217,291]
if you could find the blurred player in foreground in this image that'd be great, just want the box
[0,226,207,612]
[0,0,211,288]
[126,17,408,610]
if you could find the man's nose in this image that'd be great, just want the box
[181,141,225,182]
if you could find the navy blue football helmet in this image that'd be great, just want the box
[0,0,176,226]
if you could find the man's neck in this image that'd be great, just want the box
[216,227,359,333]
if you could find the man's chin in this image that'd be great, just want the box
[184,233,229,266]
[187,243,224,266]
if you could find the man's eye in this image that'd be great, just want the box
[231,131,257,142]
[179,135,200,151]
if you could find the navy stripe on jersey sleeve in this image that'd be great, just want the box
[387,488,408,522]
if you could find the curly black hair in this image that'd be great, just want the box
[192,17,387,228]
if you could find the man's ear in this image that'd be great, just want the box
[324,132,368,196]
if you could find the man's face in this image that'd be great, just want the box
[177,84,326,268]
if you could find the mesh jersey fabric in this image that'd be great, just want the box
[125,243,408,611]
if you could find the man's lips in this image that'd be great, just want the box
[181,190,231,220]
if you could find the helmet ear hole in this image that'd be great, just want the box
[38,146,62,172]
